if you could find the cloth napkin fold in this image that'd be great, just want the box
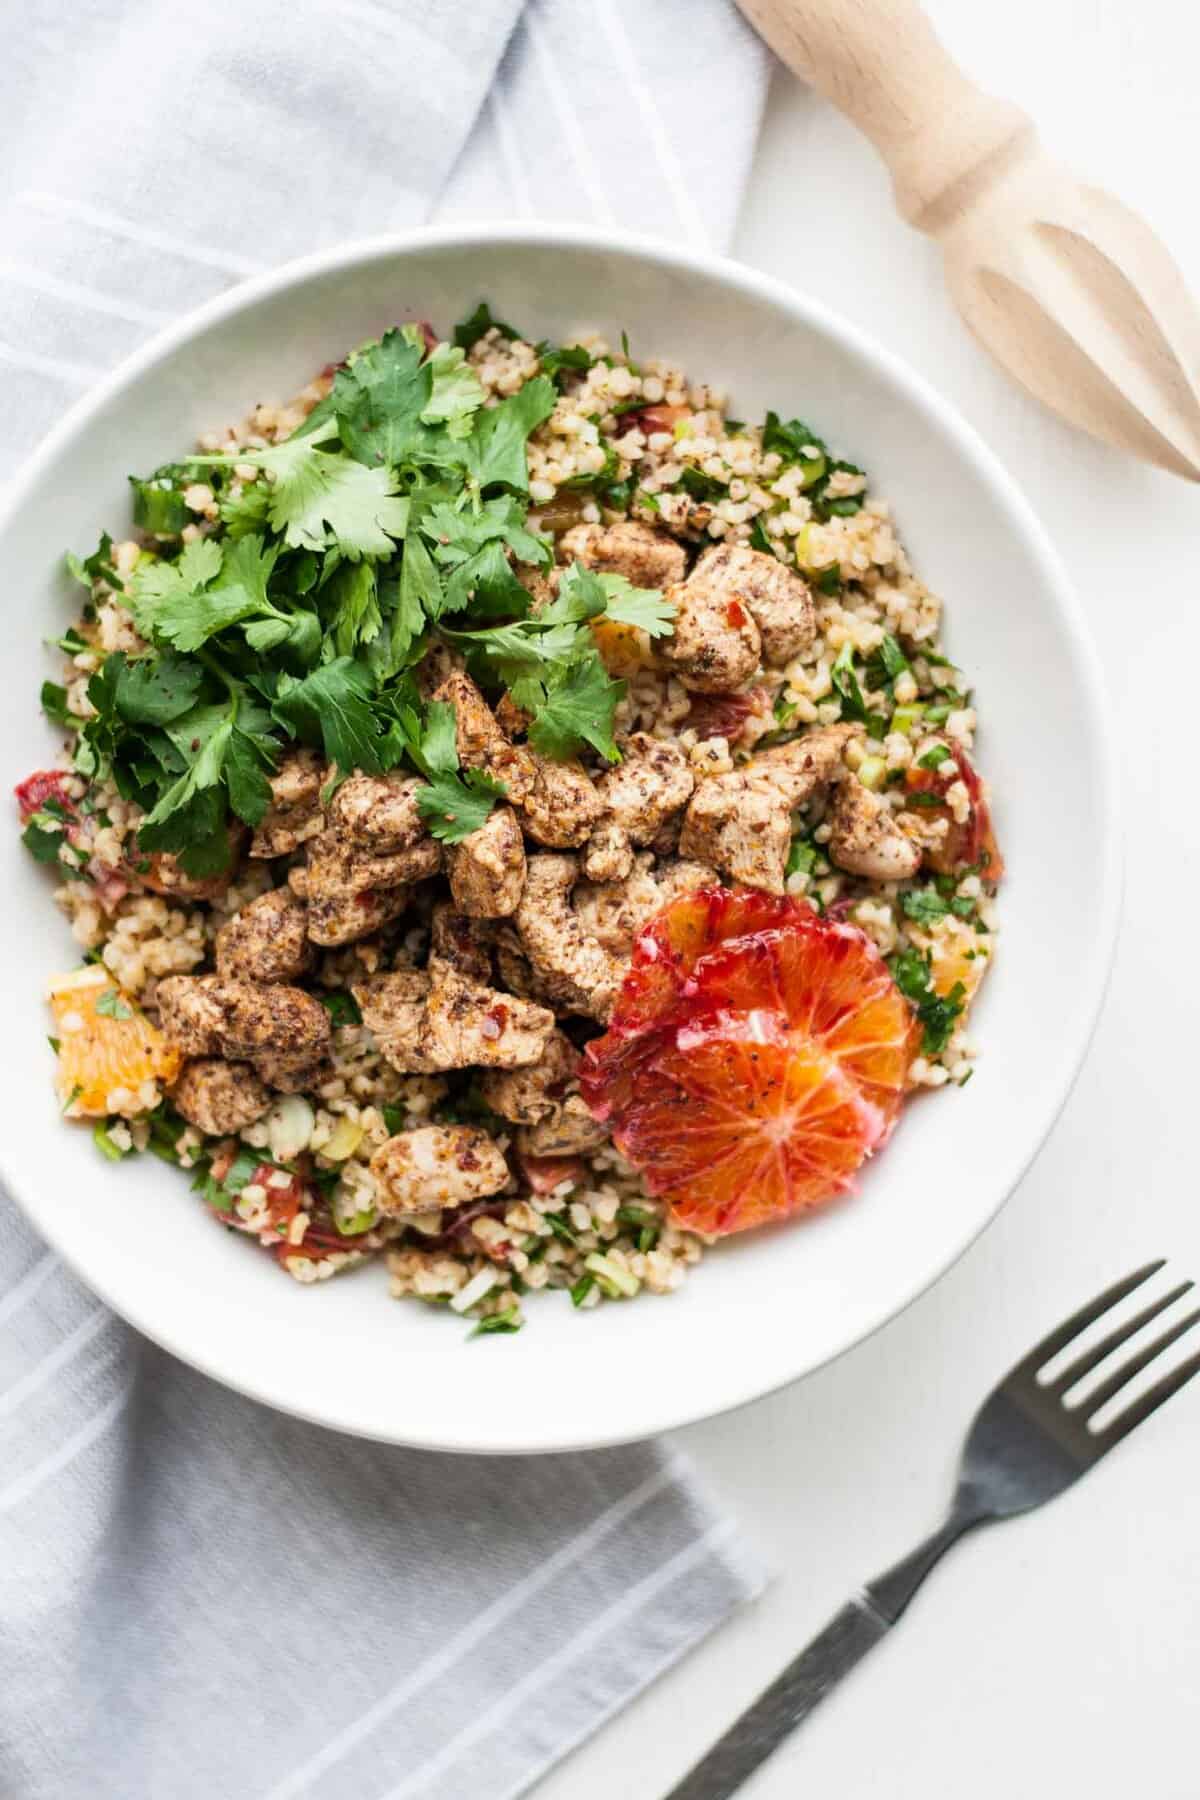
[0,4,771,1795]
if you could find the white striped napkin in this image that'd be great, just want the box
[0,4,771,1796]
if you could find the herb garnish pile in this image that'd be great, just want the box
[59,316,675,876]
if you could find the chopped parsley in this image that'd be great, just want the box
[889,946,965,1055]
[830,642,888,738]
[900,885,975,925]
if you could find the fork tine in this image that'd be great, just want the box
[1095,1343,1200,1448]
[1049,1281,1194,1394]
[1012,1261,1166,1380]
[1078,1307,1200,1420]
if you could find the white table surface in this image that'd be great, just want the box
[537,4,1200,1795]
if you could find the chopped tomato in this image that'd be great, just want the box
[16,769,76,822]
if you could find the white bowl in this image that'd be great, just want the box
[0,226,1119,1453]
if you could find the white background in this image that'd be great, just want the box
[538,4,1200,1795]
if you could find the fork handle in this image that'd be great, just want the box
[663,1597,890,1799]
[666,1509,980,1798]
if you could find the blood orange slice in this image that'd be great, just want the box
[612,1017,884,1235]
[685,921,918,1127]
[582,887,919,1236]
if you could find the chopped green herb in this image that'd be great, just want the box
[786,836,818,879]
[94,988,132,1021]
[888,946,965,1056]
[92,1123,127,1161]
[40,681,73,727]
[918,744,951,770]
[319,990,362,1028]
[469,1305,523,1339]
[570,1273,596,1308]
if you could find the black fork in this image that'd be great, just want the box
[667,1261,1200,1799]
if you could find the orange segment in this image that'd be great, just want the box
[613,1021,882,1236]
[590,614,661,676]
[926,918,991,1004]
[48,966,181,1118]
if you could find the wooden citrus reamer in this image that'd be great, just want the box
[737,0,1200,480]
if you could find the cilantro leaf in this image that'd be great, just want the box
[112,652,205,725]
[270,658,402,775]
[129,465,189,537]
[326,560,382,657]
[421,343,485,439]
[203,433,410,560]
[416,765,507,843]
[525,654,624,763]
[592,571,676,639]
[332,330,441,470]
[466,377,556,492]
[40,681,73,727]
[538,342,594,385]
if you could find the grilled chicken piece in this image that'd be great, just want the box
[573,857,716,957]
[515,1100,608,1158]
[558,519,687,589]
[519,756,604,849]
[514,855,621,1022]
[679,773,793,893]
[431,670,536,803]
[352,969,438,1074]
[446,804,526,918]
[215,887,315,985]
[479,1029,580,1124]
[249,749,326,858]
[659,557,762,693]
[326,772,432,854]
[429,904,494,984]
[750,724,860,807]
[422,957,556,1071]
[582,733,694,878]
[687,544,816,667]
[302,828,437,948]
[370,1125,509,1216]
[581,819,635,884]
[157,975,331,1065]
[826,776,922,881]
[353,956,555,1074]
[170,1058,272,1136]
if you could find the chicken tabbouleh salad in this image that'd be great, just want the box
[21,304,1002,1335]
